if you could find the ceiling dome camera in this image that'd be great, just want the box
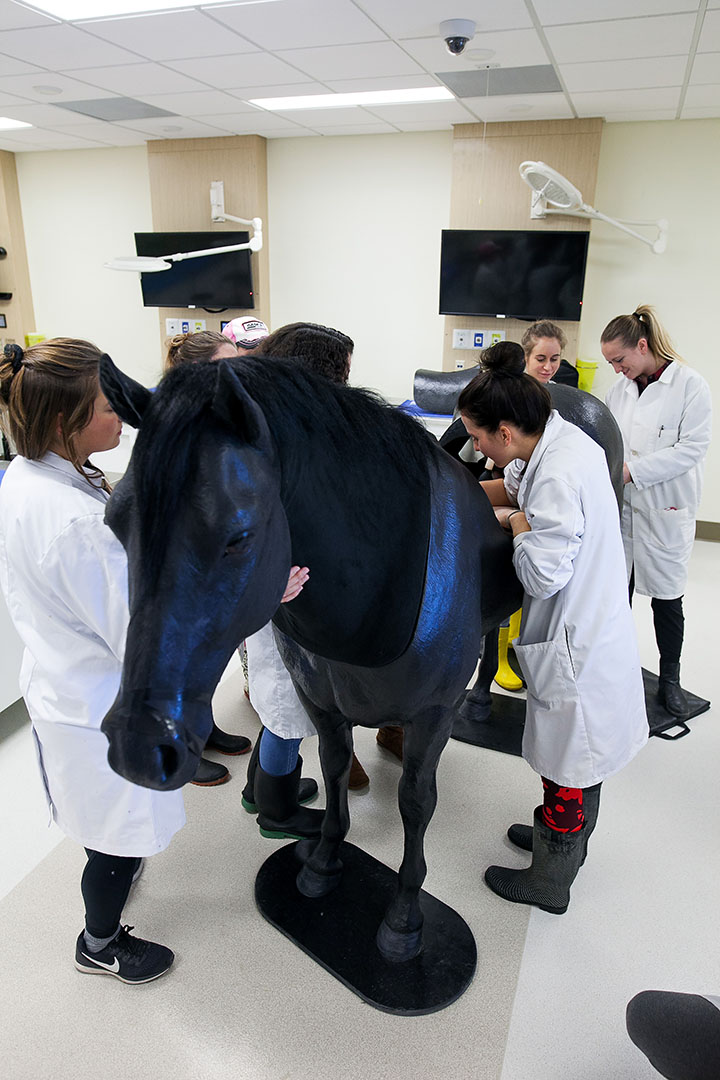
[439,18,476,57]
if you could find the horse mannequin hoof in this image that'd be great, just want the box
[376,918,423,963]
[296,859,343,899]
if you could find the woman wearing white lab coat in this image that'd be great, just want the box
[0,339,184,984]
[602,306,712,719]
[458,341,647,914]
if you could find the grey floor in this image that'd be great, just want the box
[0,541,716,1080]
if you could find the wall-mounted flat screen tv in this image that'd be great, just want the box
[439,229,589,322]
[134,231,254,309]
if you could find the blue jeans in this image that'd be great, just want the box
[258,729,301,777]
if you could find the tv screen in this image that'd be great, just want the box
[439,229,589,322]
[134,231,254,309]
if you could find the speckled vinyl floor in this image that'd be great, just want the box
[0,541,716,1080]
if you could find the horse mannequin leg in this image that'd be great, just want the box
[376,707,453,963]
[457,629,498,724]
[295,704,354,899]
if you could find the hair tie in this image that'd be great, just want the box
[633,311,644,322]
[4,342,23,375]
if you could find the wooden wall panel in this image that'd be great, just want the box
[146,135,269,348]
[443,118,603,371]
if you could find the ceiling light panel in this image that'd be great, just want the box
[0,116,32,129]
[250,87,453,110]
[16,1,280,18]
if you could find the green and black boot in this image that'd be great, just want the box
[254,758,324,840]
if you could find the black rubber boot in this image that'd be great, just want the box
[658,661,690,720]
[508,782,602,865]
[205,722,251,756]
[241,731,318,814]
[485,808,585,914]
[255,758,324,840]
[191,757,230,786]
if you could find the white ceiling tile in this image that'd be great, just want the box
[534,0,697,25]
[113,115,231,137]
[690,53,720,83]
[0,1,58,30]
[389,118,456,131]
[66,63,206,96]
[167,51,310,88]
[0,54,43,78]
[78,10,258,61]
[0,90,36,107]
[0,101,104,125]
[0,71,115,102]
[192,109,311,134]
[697,9,720,52]
[226,81,326,100]
[604,109,679,122]
[572,87,681,115]
[51,122,148,145]
[0,127,108,148]
[353,0,533,38]
[462,92,573,122]
[681,105,720,117]
[546,14,696,63]
[561,55,687,93]
[400,29,549,72]
[362,100,477,124]
[138,90,259,115]
[209,0,386,50]
[325,74,442,93]
[0,25,140,70]
[309,122,398,135]
[273,41,425,81]
[684,83,720,105]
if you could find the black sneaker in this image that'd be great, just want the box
[74,925,174,984]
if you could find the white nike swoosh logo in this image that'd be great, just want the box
[82,952,120,972]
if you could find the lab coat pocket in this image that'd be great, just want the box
[645,505,690,550]
[513,638,574,708]
[656,425,679,449]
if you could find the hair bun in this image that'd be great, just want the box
[481,340,525,378]
[3,342,23,375]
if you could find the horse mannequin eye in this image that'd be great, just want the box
[224,531,250,556]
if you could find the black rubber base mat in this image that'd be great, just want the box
[451,670,711,755]
[255,840,477,1015]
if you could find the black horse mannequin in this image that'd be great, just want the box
[99,355,522,1009]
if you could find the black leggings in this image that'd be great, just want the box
[629,568,684,665]
[81,849,138,938]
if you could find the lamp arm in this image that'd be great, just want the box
[163,240,258,263]
[542,206,668,254]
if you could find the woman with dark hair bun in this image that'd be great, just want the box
[458,341,647,915]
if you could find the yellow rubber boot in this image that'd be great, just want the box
[494,622,523,691]
[508,607,522,645]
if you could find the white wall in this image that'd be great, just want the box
[267,131,452,401]
[16,146,161,386]
[580,119,719,521]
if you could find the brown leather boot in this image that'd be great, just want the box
[348,752,369,791]
[376,724,404,762]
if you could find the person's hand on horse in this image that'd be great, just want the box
[282,565,309,603]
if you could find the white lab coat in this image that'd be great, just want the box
[0,453,185,856]
[605,363,712,599]
[245,622,317,739]
[504,411,648,787]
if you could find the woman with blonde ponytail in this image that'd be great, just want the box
[601,306,712,719]
[0,339,184,984]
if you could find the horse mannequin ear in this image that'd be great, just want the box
[212,359,271,449]
[99,353,152,428]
